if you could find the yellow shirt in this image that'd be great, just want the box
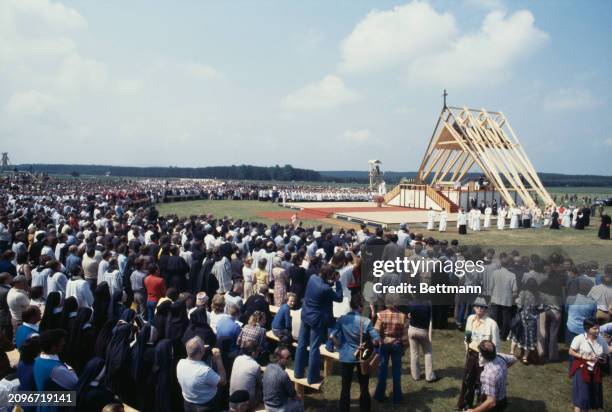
[465,314,501,352]
[254,268,268,286]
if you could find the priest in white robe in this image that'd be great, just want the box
[510,207,520,229]
[497,207,507,230]
[439,208,448,232]
[483,206,492,229]
[472,208,481,231]
[427,207,436,230]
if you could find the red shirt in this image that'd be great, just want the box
[144,274,166,302]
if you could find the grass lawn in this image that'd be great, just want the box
[156,199,327,228]
[157,199,611,265]
[306,330,573,411]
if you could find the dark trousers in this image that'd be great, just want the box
[491,304,513,340]
[294,322,325,383]
[457,350,482,409]
[374,342,403,403]
[459,225,467,235]
[340,362,370,412]
[183,395,217,412]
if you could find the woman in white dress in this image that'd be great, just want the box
[497,207,507,230]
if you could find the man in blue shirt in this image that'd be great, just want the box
[294,264,342,384]
[271,293,297,344]
[332,293,380,412]
[216,304,242,353]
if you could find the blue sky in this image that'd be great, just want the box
[1,0,610,174]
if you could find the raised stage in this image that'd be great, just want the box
[281,201,458,228]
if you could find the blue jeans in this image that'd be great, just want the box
[294,322,325,384]
[455,303,467,327]
[374,342,403,403]
[146,301,157,322]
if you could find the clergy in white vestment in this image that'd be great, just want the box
[472,209,481,231]
[510,207,520,229]
[439,209,448,232]
[561,208,572,227]
[483,206,492,229]
[497,207,507,230]
[427,208,436,230]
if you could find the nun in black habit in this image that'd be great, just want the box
[153,339,180,412]
[39,291,63,332]
[165,299,189,359]
[59,296,79,333]
[154,298,173,340]
[182,306,216,348]
[65,307,95,374]
[104,308,136,403]
[75,357,116,412]
[92,282,111,332]
[131,324,159,412]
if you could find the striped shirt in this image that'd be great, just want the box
[480,354,517,400]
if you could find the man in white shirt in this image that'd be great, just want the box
[7,275,31,330]
[176,336,227,410]
[229,341,262,410]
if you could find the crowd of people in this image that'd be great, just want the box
[0,176,610,412]
[2,174,375,207]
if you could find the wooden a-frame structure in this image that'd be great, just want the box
[415,105,554,208]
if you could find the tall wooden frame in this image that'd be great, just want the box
[415,105,554,208]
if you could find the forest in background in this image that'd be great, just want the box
[14,163,612,187]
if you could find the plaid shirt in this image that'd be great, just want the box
[375,308,408,342]
[237,324,265,349]
[480,354,516,400]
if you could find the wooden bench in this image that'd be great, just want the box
[264,332,339,377]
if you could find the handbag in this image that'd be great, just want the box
[355,315,380,375]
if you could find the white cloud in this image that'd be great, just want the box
[283,75,360,111]
[0,0,85,62]
[407,10,548,87]
[181,63,223,80]
[543,88,602,111]
[10,0,87,31]
[339,129,373,143]
[339,2,457,74]
[55,54,108,94]
[602,138,612,147]
[339,2,548,88]
[5,90,62,116]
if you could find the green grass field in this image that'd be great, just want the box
[307,331,570,411]
[156,199,328,228]
[157,197,611,411]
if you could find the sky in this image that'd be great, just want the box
[1,0,611,174]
